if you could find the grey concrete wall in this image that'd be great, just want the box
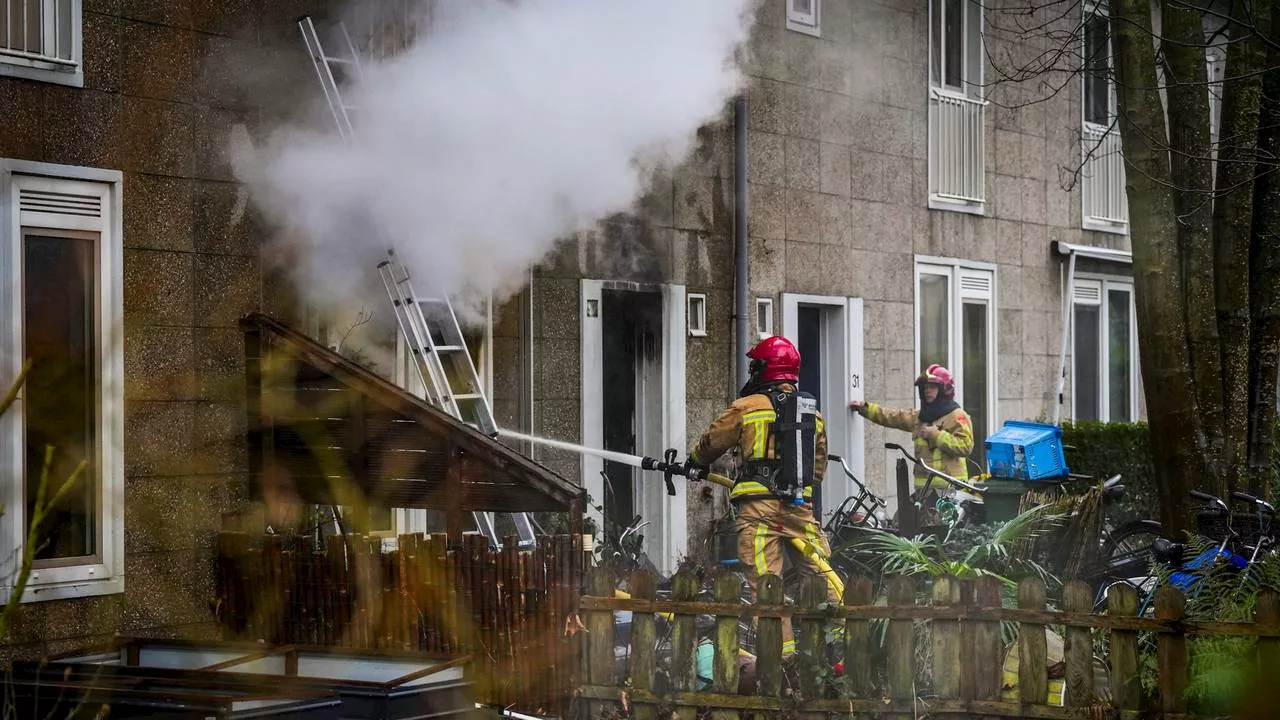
[0,0,341,660]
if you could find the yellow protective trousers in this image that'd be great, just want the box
[734,498,840,657]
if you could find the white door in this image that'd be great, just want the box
[580,280,687,575]
[780,294,866,524]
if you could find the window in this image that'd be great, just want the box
[0,0,83,87]
[915,258,996,465]
[1080,3,1127,233]
[1071,277,1138,422]
[687,293,707,337]
[786,0,820,37]
[928,0,987,212]
[1082,9,1113,126]
[1207,48,1226,148]
[756,297,774,339]
[0,159,123,603]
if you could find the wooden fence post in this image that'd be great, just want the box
[843,575,874,699]
[712,573,742,720]
[1156,587,1189,713]
[970,577,1003,702]
[1106,583,1139,710]
[798,575,828,702]
[1017,576,1048,706]
[886,575,916,715]
[628,570,657,720]
[756,573,785,698]
[931,574,961,708]
[670,571,700,720]
[586,566,615,719]
[1063,580,1093,707]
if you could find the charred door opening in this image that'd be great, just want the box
[600,289,663,540]
[796,306,824,520]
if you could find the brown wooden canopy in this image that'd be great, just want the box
[239,313,583,517]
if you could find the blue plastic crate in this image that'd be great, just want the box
[984,420,1069,482]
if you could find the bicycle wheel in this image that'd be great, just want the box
[1102,519,1163,560]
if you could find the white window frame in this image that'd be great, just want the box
[1080,2,1128,234]
[927,0,988,215]
[687,293,707,337]
[1070,275,1140,423]
[786,0,820,37]
[0,0,84,87]
[755,297,774,339]
[0,159,124,603]
[913,256,999,442]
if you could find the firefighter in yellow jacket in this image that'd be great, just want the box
[849,363,974,496]
[686,336,837,658]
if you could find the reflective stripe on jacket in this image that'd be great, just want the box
[689,384,827,501]
[863,402,974,488]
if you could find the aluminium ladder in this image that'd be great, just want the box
[298,15,537,550]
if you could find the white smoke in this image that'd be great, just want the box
[234,0,759,322]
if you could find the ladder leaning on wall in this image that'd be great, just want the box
[296,15,538,550]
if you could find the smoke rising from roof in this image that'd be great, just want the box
[233,0,759,324]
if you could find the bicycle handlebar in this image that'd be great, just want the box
[883,442,987,495]
[1189,489,1229,511]
[1232,490,1276,515]
[829,453,888,508]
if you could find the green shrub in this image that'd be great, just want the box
[1059,419,1280,523]
[1059,421,1157,525]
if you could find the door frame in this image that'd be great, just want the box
[780,294,865,523]
[581,280,688,575]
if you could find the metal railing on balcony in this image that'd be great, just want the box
[928,87,987,206]
[1082,122,1128,229]
[1,0,75,67]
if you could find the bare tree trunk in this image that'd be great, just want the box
[1109,0,1205,532]
[1212,0,1268,494]
[1162,0,1224,485]
[1246,0,1280,497]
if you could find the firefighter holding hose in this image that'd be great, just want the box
[684,335,838,658]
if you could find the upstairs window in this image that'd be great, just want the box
[928,0,987,212]
[1080,3,1127,233]
[930,0,983,95]
[786,0,820,37]
[1082,7,1115,127]
[0,0,83,87]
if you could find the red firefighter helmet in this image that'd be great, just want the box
[915,363,955,397]
[747,336,801,382]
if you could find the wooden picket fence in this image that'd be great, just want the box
[576,568,1280,719]
[215,530,583,714]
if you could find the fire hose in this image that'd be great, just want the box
[495,429,844,599]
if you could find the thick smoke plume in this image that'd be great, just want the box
[234,0,759,322]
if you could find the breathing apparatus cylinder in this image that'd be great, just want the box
[772,388,818,506]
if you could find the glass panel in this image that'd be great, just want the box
[1108,289,1132,421]
[1,0,45,54]
[1084,12,1110,124]
[944,0,964,88]
[962,302,988,466]
[56,0,73,60]
[930,0,943,85]
[24,233,98,561]
[1074,304,1101,422]
[919,273,951,371]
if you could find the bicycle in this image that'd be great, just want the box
[883,441,990,534]
[1130,489,1276,616]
